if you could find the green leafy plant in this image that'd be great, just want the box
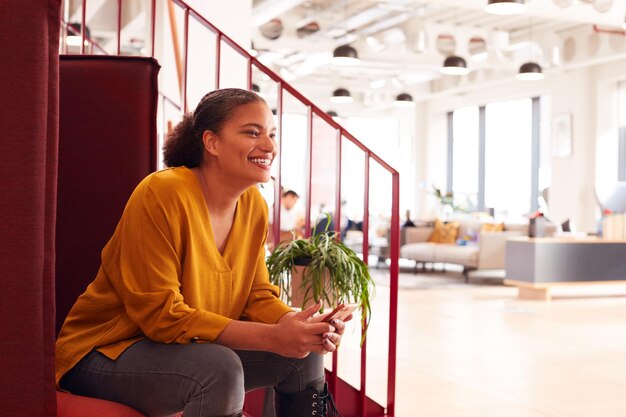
[266,215,374,337]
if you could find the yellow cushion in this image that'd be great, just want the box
[481,222,504,233]
[428,219,459,244]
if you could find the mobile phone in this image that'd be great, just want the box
[323,303,359,322]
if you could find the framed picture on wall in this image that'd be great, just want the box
[552,112,573,158]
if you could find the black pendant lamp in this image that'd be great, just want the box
[441,55,469,76]
[485,0,526,15]
[516,62,544,81]
[332,44,359,65]
[330,88,353,103]
[66,22,91,46]
[394,93,415,108]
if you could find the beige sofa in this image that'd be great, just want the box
[400,220,550,282]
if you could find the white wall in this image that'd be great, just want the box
[185,0,252,93]
[156,0,253,111]
[419,57,626,232]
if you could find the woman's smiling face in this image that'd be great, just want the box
[206,100,277,186]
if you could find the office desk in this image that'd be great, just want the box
[504,236,626,300]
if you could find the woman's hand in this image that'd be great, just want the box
[271,302,336,358]
[310,309,353,354]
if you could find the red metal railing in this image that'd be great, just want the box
[60,1,399,415]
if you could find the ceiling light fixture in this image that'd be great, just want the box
[330,88,354,103]
[516,62,545,81]
[440,55,469,75]
[326,110,339,118]
[516,18,544,81]
[66,22,90,46]
[332,44,360,65]
[394,93,415,108]
[485,0,527,15]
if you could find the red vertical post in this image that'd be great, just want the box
[246,58,252,90]
[334,129,342,234]
[304,106,313,238]
[387,172,400,417]
[116,0,122,55]
[150,0,156,57]
[329,128,343,397]
[360,153,370,417]
[80,0,87,54]
[182,7,189,112]
[215,33,222,89]
[273,84,284,248]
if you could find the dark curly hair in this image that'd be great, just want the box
[163,88,264,168]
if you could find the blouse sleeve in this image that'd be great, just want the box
[102,180,232,343]
[241,225,293,323]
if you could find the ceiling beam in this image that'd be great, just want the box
[252,0,309,26]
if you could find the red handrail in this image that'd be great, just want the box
[60,1,400,415]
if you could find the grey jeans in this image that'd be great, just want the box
[59,339,325,417]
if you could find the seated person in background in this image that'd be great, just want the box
[55,88,347,417]
[402,209,416,228]
[280,189,303,241]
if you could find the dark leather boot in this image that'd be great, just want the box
[274,383,342,417]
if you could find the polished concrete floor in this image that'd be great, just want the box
[329,267,626,417]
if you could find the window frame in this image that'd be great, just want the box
[448,96,542,215]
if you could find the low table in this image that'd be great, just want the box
[504,236,626,300]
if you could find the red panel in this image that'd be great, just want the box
[0,1,60,415]
[56,56,160,334]
[242,373,385,417]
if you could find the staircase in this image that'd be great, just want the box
[57,1,400,416]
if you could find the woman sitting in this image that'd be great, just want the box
[55,88,347,417]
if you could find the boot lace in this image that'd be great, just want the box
[318,388,343,417]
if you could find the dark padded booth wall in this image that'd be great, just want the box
[0,1,61,416]
[56,56,160,334]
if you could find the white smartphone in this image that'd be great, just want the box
[323,303,359,322]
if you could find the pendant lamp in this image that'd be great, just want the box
[440,55,469,76]
[66,22,91,46]
[332,44,359,65]
[330,88,353,103]
[393,93,415,108]
[516,62,544,81]
[485,0,526,15]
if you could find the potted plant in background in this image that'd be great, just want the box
[266,216,375,336]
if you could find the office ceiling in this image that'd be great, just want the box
[251,0,626,109]
[63,0,626,112]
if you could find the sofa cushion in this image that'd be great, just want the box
[481,222,504,232]
[434,244,479,267]
[428,220,459,244]
[403,226,433,245]
[400,242,437,261]
[57,391,148,417]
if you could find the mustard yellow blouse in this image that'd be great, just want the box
[55,167,292,385]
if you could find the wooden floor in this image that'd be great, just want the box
[330,268,626,417]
